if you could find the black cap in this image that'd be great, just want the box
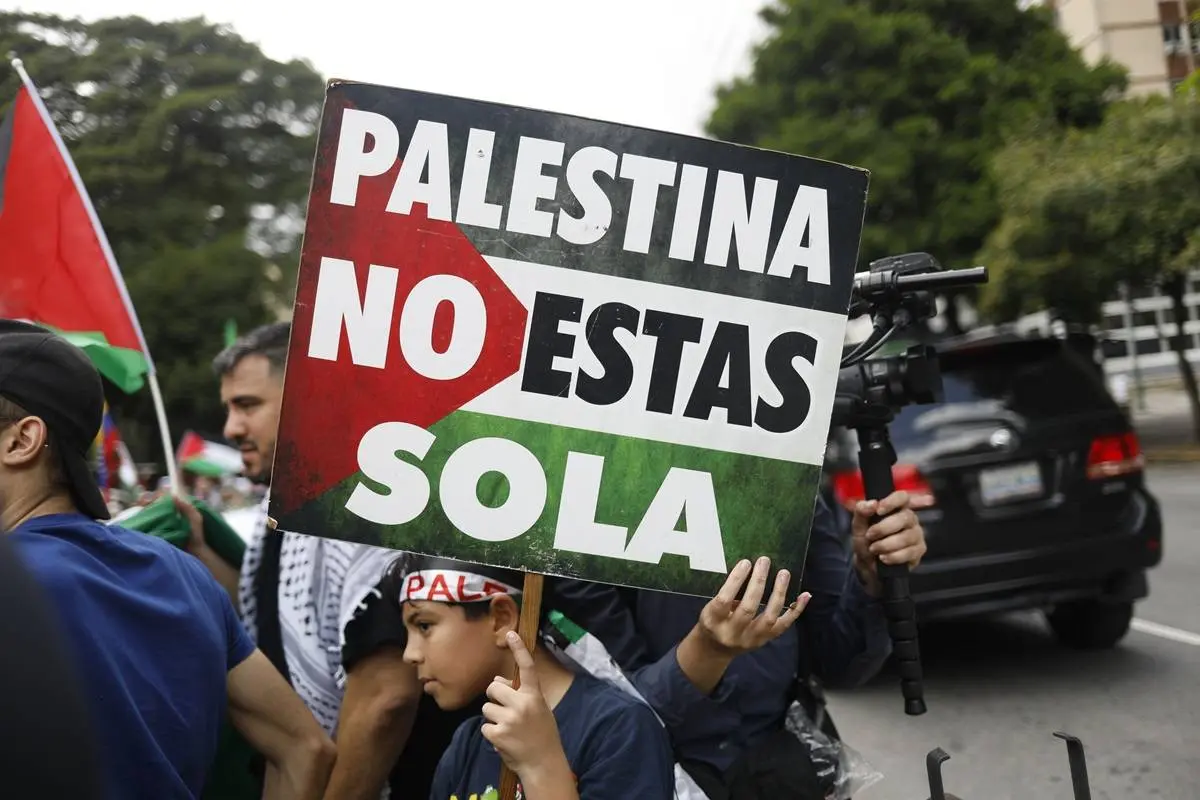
[0,320,110,520]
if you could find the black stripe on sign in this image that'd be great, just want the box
[323,82,867,318]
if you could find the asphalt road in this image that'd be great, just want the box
[826,465,1200,800]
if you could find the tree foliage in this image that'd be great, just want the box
[980,96,1200,439]
[0,12,322,459]
[706,0,1125,328]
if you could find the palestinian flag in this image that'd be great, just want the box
[177,431,243,478]
[0,62,155,384]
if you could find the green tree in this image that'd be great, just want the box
[0,12,322,462]
[706,0,1125,331]
[979,97,1200,440]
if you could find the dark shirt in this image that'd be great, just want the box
[429,672,674,800]
[548,497,889,773]
[254,529,289,680]
[0,531,103,799]
[14,514,255,800]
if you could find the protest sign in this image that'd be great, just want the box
[269,80,867,596]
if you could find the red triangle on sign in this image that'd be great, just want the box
[272,93,528,516]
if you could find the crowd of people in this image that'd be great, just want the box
[0,317,928,800]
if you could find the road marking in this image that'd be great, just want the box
[1132,618,1200,647]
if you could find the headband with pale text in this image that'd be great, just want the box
[399,569,522,605]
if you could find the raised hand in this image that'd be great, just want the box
[695,557,811,659]
[481,632,569,781]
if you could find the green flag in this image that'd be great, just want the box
[53,328,148,394]
[224,318,238,348]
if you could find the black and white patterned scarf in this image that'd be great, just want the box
[237,495,397,738]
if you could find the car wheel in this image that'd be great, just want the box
[1046,600,1133,649]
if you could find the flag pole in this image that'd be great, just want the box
[10,58,180,492]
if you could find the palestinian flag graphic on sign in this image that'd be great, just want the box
[270,82,867,596]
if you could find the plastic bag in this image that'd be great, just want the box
[784,700,883,800]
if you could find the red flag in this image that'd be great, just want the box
[0,62,151,363]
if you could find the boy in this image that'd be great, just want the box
[395,555,676,800]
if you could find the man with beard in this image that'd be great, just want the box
[0,320,336,799]
[186,321,474,800]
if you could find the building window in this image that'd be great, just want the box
[1165,304,1195,324]
[1133,310,1159,328]
[1135,338,1162,356]
[1162,21,1200,55]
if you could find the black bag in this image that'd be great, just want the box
[679,727,832,800]
[677,672,842,800]
[728,727,830,799]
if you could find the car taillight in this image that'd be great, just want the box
[1086,432,1144,480]
[830,464,935,508]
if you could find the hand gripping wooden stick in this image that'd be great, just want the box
[498,572,545,800]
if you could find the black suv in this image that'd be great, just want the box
[823,331,1163,649]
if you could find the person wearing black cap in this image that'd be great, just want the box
[0,320,337,800]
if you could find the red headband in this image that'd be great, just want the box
[399,569,522,604]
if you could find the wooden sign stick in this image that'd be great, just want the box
[498,571,545,800]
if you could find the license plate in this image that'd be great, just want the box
[978,462,1044,506]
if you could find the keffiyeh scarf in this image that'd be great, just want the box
[237,495,397,736]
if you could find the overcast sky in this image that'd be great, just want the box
[12,0,772,137]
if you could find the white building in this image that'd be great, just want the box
[1031,0,1198,95]
[1011,271,1200,381]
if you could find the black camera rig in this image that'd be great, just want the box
[832,252,989,716]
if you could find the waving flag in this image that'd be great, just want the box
[92,403,139,493]
[177,431,243,477]
[92,410,109,495]
[52,327,147,394]
[0,62,150,362]
[1,59,178,484]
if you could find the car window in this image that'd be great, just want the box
[887,340,1116,445]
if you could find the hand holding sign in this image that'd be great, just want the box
[482,631,575,794]
[699,556,810,657]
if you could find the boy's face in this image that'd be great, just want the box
[402,599,513,710]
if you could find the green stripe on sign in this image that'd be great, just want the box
[276,410,820,597]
